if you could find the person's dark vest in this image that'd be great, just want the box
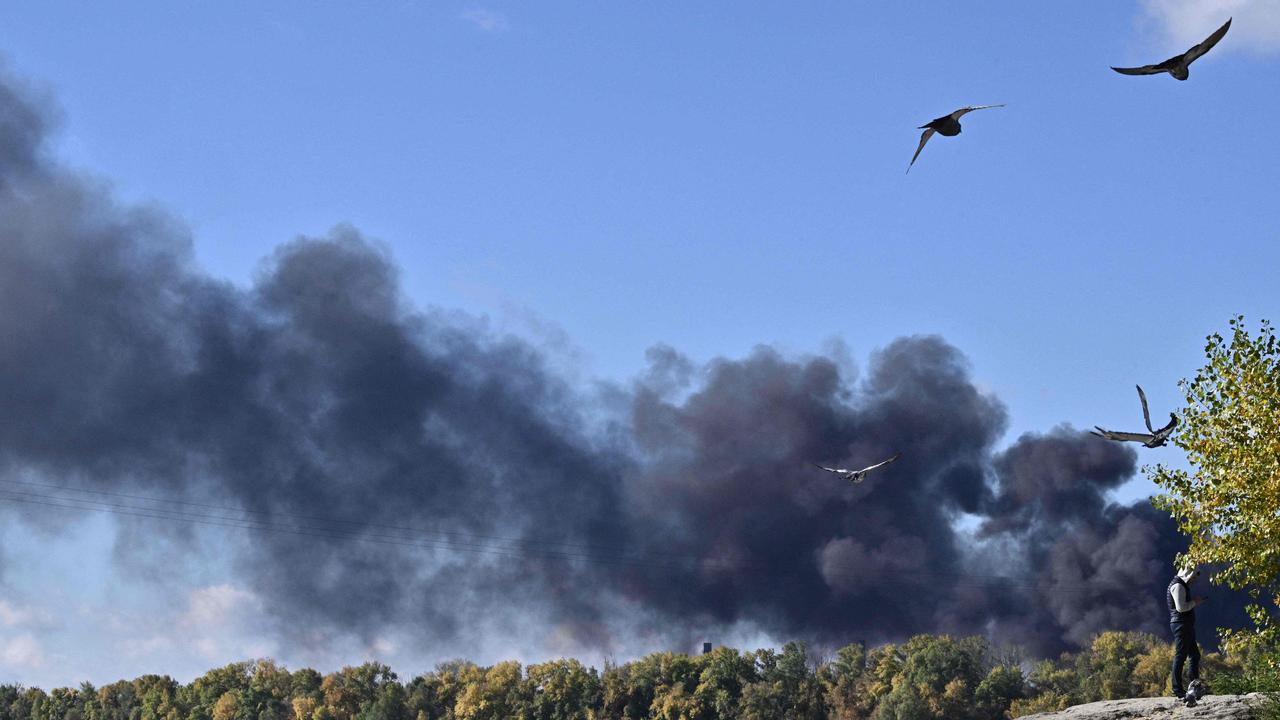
[1168,577,1196,623]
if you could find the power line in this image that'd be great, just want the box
[0,485,686,571]
[0,477,638,556]
[0,480,1134,595]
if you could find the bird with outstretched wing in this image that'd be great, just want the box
[813,452,902,484]
[908,105,1005,173]
[1091,385,1178,448]
[1111,18,1231,80]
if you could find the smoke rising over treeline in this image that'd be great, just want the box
[0,65,1247,660]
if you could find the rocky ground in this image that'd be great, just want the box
[1019,694,1270,719]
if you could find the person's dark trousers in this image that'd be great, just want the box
[1170,621,1201,696]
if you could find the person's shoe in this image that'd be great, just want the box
[1188,679,1207,699]
[1184,690,1198,707]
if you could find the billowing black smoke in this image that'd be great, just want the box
[619,338,1007,645]
[0,64,1247,658]
[978,429,1250,653]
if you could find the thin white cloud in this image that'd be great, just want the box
[1,634,47,668]
[1141,0,1280,53]
[178,585,274,661]
[0,601,53,629]
[364,637,397,658]
[0,601,32,627]
[461,7,510,32]
[180,584,258,628]
[120,584,275,664]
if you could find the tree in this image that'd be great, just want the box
[820,643,874,720]
[95,681,138,720]
[871,684,929,720]
[291,698,318,720]
[737,644,826,720]
[773,642,825,720]
[1073,632,1161,701]
[412,661,477,720]
[403,673,447,720]
[355,681,408,720]
[1009,691,1069,718]
[869,635,989,720]
[643,652,700,720]
[1130,642,1174,697]
[1022,654,1078,705]
[81,683,103,720]
[322,664,400,720]
[452,662,528,720]
[736,680,783,720]
[44,687,82,720]
[972,664,1024,719]
[864,643,905,705]
[599,652,673,720]
[213,692,242,720]
[186,664,252,720]
[133,675,181,720]
[290,670,323,704]
[247,660,293,720]
[599,659,651,720]
[525,659,600,720]
[694,647,758,720]
[1150,316,1280,650]
[8,688,48,720]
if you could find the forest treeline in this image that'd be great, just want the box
[3,632,1277,720]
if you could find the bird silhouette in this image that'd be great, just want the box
[907,105,1005,173]
[813,452,902,484]
[1111,18,1231,80]
[1091,385,1178,448]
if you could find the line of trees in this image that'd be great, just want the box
[2,631,1271,720]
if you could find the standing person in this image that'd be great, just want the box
[1168,564,1207,705]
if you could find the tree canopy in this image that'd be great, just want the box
[4,631,1263,720]
[1150,316,1280,650]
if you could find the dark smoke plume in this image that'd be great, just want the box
[978,429,1250,652]
[0,64,1249,658]
[619,338,1007,647]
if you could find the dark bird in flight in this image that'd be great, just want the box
[813,452,902,484]
[1111,18,1232,80]
[1091,385,1178,448]
[908,105,1005,173]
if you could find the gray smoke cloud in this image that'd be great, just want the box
[617,338,1007,646]
[976,428,1250,653]
[0,63,1249,659]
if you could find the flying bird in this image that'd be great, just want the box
[1111,18,1232,80]
[813,452,902,484]
[907,105,1005,173]
[1091,385,1178,448]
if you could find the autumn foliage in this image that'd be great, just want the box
[0,632,1263,720]
[1150,316,1280,651]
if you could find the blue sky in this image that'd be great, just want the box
[0,0,1278,689]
